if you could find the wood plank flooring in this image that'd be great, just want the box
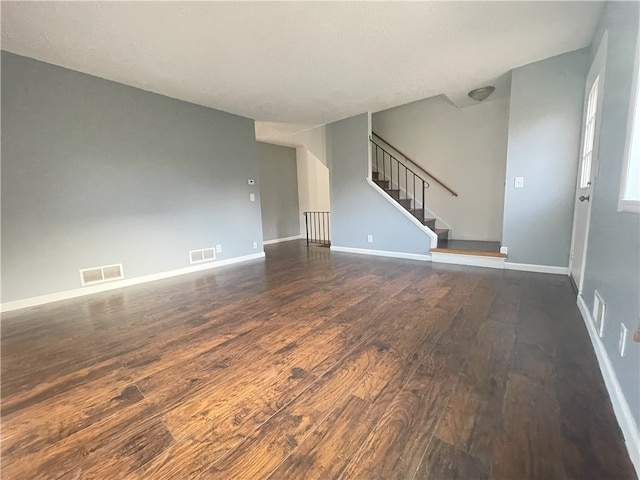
[436,240,502,253]
[1,240,636,479]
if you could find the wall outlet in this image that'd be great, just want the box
[619,323,628,357]
[252,241,258,249]
[514,177,524,188]
[216,244,222,253]
[250,193,255,202]
[248,179,255,185]
[367,234,373,243]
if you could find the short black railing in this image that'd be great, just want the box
[304,211,331,247]
[370,138,430,220]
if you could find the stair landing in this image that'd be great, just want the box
[430,239,506,268]
[430,240,505,258]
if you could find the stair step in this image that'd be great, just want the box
[374,179,389,189]
[409,209,436,229]
[385,189,401,199]
[397,198,412,209]
[372,171,379,180]
[435,228,449,241]
[423,218,436,229]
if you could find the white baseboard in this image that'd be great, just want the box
[263,235,302,245]
[431,251,505,269]
[0,252,266,313]
[329,246,571,274]
[330,245,431,262]
[505,262,569,275]
[577,295,640,476]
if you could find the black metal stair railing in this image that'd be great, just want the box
[304,211,331,247]
[370,138,430,221]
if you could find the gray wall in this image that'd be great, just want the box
[372,94,510,242]
[327,113,432,254]
[257,142,299,241]
[1,52,263,303]
[502,49,588,266]
[582,2,640,427]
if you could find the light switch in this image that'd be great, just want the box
[250,193,255,202]
[514,177,524,188]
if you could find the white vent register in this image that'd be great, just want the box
[80,264,124,286]
[190,247,216,264]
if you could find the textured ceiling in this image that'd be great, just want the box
[1,1,603,125]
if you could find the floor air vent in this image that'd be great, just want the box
[190,247,216,264]
[80,264,124,286]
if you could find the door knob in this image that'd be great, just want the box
[579,195,590,202]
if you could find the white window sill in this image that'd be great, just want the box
[617,199,640,214]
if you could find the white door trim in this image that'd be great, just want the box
[569,31,608,293]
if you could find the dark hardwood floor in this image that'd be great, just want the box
[1,240,635,479]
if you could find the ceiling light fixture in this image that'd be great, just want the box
[468,86,496,102]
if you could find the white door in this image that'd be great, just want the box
[570,34,607,291]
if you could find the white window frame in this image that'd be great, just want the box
[618,23,640,214]
[580,76,600,189]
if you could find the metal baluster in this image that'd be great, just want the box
[375,145,379,176]
[305,212,309,245]
[405,167,408,208]
[422,180,426,221]
[368,138,440,225]
[398,160,400,199]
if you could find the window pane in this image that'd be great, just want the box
[620,31,640,207]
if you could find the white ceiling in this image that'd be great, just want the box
[1,1,603,125]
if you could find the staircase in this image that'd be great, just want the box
[371,169,449,242]
[370,134,509,266]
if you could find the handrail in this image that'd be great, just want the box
[372,132,458,197]
[370,138,428,222]
[371,138,430,190]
